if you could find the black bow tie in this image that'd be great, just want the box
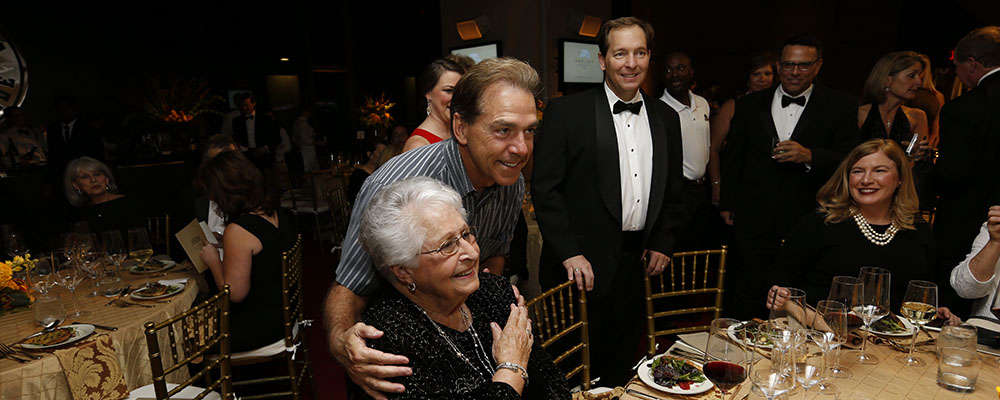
[781,95,806,108]
[613,100,643,114]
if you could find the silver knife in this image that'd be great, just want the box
[626,388,663,400]
[70,321,118,331]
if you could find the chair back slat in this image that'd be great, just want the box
[525,280,591,391]
[643,247,728,357]
[145,285,233,399]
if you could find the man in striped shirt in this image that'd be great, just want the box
[323,57,542,398]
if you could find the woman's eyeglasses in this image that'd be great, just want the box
[420,226,477,256]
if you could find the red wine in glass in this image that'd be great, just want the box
[703,361,747,392]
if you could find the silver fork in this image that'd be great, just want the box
[0,343,40,360]
[0,344,30,363]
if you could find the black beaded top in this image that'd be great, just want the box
[363,272,571,399]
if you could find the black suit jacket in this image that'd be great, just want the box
[46,118,104,181]
[934,72,1000,265]
[232,113,280,151]
[532,87,685,299]
[720,86,859,240]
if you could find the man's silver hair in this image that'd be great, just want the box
[359,176,467,283]
[64,156,118,207]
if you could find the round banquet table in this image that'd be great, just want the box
[0,266,201,399]
[622,331,1000,400]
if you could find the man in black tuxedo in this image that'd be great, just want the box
[719,35,859,319]
[46,97,104,181]
[532,17,684,386]
[935,26,1000,313]
[231,92,280,167]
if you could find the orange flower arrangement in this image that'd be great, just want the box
[0,256,33,314]
[360,93,396,129]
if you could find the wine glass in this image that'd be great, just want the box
[54,249,86,317]
[853,266,891,365]
[100,231,125,289]
[898,280,938,367]
[1,225,27,258]
[769,287,808,331]
[704,318,750,399]
[795,330,830,396]
[750,358,795,400]
[826,276,863,378]
[127,228,154,268]
[29,252,57,295]
[78,250,104,297]
[811,300,847,395]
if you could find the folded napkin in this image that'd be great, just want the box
[54,334,129,400]
[158,278,189,286]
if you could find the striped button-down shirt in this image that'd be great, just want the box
[335,139,524,295]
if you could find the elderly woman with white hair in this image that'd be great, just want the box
[65,156,143,234]
[359,177,570,399]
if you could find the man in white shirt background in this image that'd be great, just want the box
[659,51,715,251]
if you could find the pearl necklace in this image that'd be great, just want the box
[414,304,494,379]
[852,210,898,246]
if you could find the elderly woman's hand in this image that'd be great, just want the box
[937,307,963,326]
[490,302,533,368]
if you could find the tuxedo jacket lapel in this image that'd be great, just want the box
[594,88,623,226]
[758,87,780,143]
[790,87,826,142]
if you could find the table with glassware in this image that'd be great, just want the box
[0,259,200,399]
[621,268,1000,400]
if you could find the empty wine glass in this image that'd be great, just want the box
[99,230,125,290]
[1,225,27,258]
[854,266,891,365]
[769,287,808,331]
[29,252,57,295]
[898,280,938,367]
[826,276,863,378]
[54,249,86,317]
[751,358,795,400]
[796,330,830,395]
[704,318,750,399]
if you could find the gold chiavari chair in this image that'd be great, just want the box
[324,184,351,247]
[147,213,171,257]
[228,235,314,399]
[129,285,233,400]
[525,279,591,391]
[643,246,728,357]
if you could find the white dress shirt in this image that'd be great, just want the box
[62,118,77,142]
[660,90,710,180]
[604,83,653,231]
[950,222,1000,318]
[771,84,815,141]
[979,68,1000,86]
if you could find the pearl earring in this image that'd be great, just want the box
[407,282,417,293]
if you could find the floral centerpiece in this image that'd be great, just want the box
[0,254,35,315]
[359,93,396,130]
[131,74,225,155]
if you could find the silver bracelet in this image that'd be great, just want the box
[496,362,529,385]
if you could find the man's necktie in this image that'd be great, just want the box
[613,100,643,114]
[781,95,806,108]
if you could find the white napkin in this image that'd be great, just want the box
[158,278,188,286]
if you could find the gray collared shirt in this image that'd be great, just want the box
[335,139,524,295]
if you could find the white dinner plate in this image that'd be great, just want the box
[637,354,714,395]
[126,257,176,274]
[131,282,185,300]
[727,321,774,349]
[21,324,96,349]
[864,316,918,337]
